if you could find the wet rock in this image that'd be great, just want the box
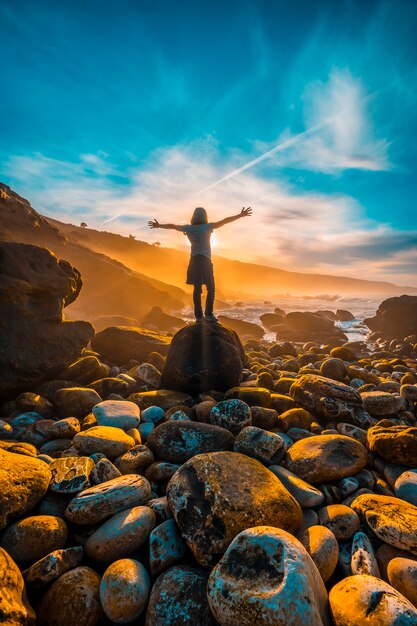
[207,526,331,626]
[161,322,245,395]
[145,565,216,626]
[329,574,417,625]
[149,518,188,576]
[55,387,102,420]
[128,389,192,411]
[395,470,417,506]
[364,295,417,338]
[1,515,68,564]
[85,505,155,562]
[50,417,81,439]
[298,525,339,582]
[49,457,94,493]
[367,420,417,467]
[362,391,405,416]
[100,558,150,623]
[351,494,417,554]
[0,449,51,530]
[351,531,380,577]
[269,465,324,508]
[320,358,347,380]
[289,374,372,427]
[0,547,35,625]
[388,558,417,608]
[285,434,367,484]
[224,386,272,408]
[166,451,302,567]
[114,444,154,473]
[92,325,171,365]
[0,242,94,397]
[317,504,360,540]
[234,426,286,464]
[89,458,121,485]
[92,400,140,430]
[277,407,312,432]
[23,546,83,587]
[65,474,151,524]
[73,425,135,459]
[210,399,252,434]
[147,420,234,463]
[37,566,103,626]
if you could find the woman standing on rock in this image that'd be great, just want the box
[148,207,252,322]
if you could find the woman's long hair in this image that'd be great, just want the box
[191,207,208,225]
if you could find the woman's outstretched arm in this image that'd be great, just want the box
[148,219,184,231]
[212,207,252,229]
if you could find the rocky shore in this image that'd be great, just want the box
[1,244,417,625]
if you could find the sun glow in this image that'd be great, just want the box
[211,232,219,249]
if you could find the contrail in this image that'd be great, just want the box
[196,119,328,194]
[195,68,417,195]
[101,213,124,225]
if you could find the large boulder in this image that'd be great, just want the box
[0,548,35,625]
[161,323,246,395]
[0,242,94,398]
[367,420,417,466]
[290,374,374,428]
[140,306,185,332]
[166,451,302,567]
[91,326,171,365]
[364,295,417,338]
[217,316,264,339]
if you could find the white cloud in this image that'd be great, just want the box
[3,132,416,286]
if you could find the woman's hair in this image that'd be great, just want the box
[191,207,208,225]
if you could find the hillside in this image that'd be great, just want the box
[47,215,416,299]
[0,183,186,322]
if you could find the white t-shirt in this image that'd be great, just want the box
[180,223,214,258]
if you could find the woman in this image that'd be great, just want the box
[148,206,252,321]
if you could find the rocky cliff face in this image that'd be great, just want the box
[0,242,94,397]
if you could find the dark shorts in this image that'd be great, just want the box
[186,254,214,286]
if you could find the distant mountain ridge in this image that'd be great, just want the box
[47,212,416,298]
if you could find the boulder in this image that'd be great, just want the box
[100,559,150,623]
[91,326,171,365]
[285,435,367,484]
[336,309,355,321]
[37,566,103,626]
[146,420,234,463]
[0,515,68,564]
[207,526,331,626]
[367,420,417,466]
[364,295,417,338]
[140,306,185,332]
[166,451,302,567]
[289,374,375,428]
[286,311,335,332]
[0,547,35,625]
[0,449,51,530]
[329,574,417,625]
[350,494,417,555]
[0,242,93,398]
[161,323,246,395]
[217,315,264,339]
[145,565,215,626]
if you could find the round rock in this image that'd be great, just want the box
[145,565,216,626]
[367,420,417,467]
[298,525,339,582]
[49,457,94,494]
[329,574,417,625]
[166,451,302,568]
[146,420,234,464]
[85,506,155,562]
[207,526,330,626]
[234,426,286,465]
[210,399,252,435]
[100,559,150,623]
[73,426,135,459]
[0,515,67,564]
[285,434,367,484]
[65,474,151,525]
[92,400,140,430]
[317,504,360,540]
[38,566,103,626]
[388,558,417,608]
[395,470,417,506]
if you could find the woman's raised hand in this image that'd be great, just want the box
[148,219,160,228]
[240,207,252,217]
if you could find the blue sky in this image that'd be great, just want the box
[1,0,417,285]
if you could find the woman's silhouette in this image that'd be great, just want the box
[149,207,252,321]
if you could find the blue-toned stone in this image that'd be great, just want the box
[149,518,187,577]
